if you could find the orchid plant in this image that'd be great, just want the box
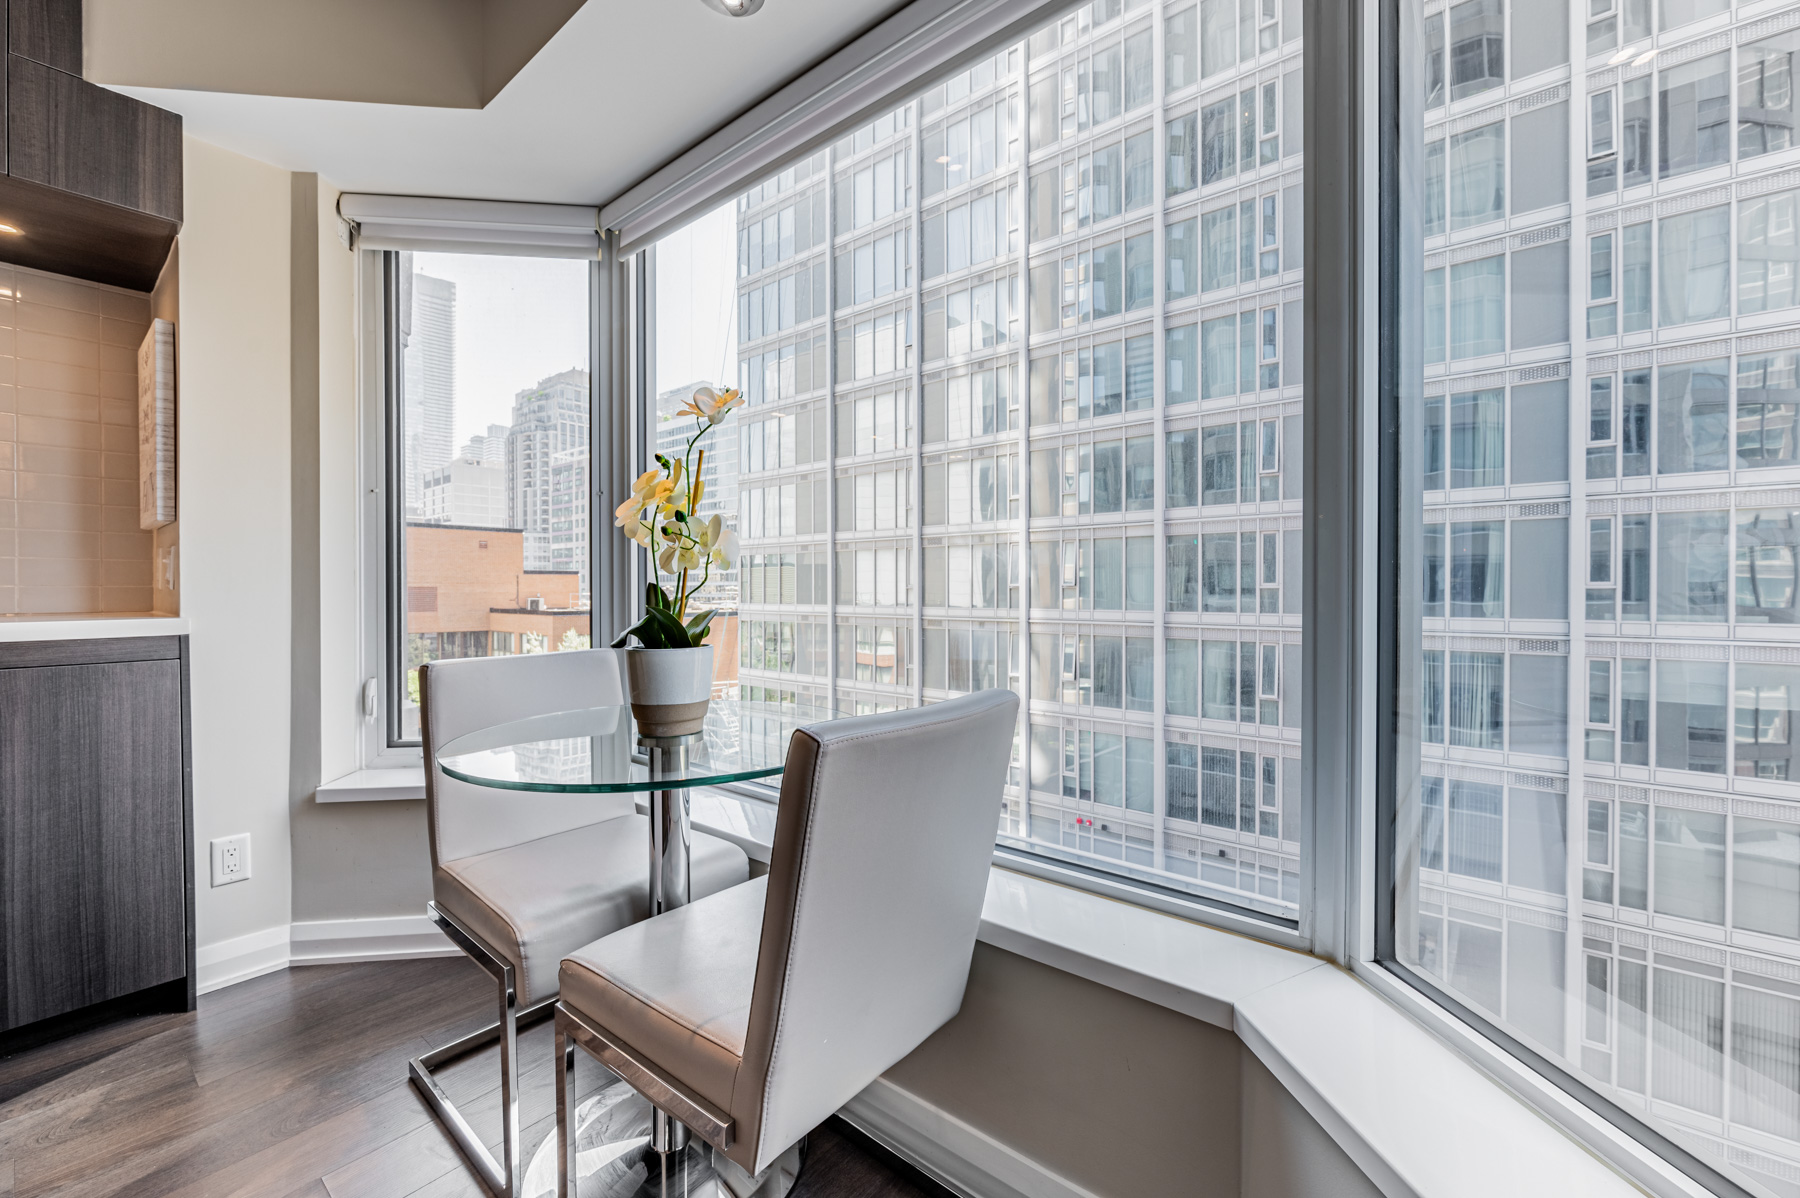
[611,385,745,650]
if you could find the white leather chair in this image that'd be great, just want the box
[551,688,1019,1198]
[412,648,751,1198]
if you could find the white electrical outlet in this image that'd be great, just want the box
[210,833,252,887]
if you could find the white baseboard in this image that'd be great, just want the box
[839,1076,1104,1198]
[196,913,456,995]
[289,914,458,966]
[196,925,290,995]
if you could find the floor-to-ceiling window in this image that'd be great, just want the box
[649,0,1306,923]
[1394,1,1800,1189]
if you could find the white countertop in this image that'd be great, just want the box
[0,614,190,642]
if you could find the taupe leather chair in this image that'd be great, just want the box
[552,688,1019,1198]
[412,648,751,1198]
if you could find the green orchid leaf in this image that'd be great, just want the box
[610,612,659,649]
[613,601,697,649]
[647,606,693,648]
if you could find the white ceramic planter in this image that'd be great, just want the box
[624,646,715,737]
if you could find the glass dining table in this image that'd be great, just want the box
[436,696,833,917]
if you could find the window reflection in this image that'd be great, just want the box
[1400,0,1800,1186]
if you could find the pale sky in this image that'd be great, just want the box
[654,199,738,397]
[410,201,735,448]
[411,251,589,448]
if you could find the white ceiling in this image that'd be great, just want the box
[108,0,910,210]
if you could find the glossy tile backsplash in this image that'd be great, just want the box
[0,265,154,615]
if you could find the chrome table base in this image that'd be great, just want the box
[643,737,693,918]
[523,1069,804,1198]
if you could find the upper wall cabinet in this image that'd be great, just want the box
[0,0,181,291]
[10,0,79,75]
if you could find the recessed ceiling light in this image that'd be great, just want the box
[0,223,22,235]
[948,163,963,170]
[701,0,765,15]
[1608,45,1636,64]
[1632,46,1658,65]
[935,156,951,164]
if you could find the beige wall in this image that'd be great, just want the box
[1239,1045,1384,1198]
[178,135,295,949]
[890,944,1240,1197]
[290,175,435,925]
[883,944,1379,1198]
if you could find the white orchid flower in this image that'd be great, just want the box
[710,526,740,568]
[679,385,745,427]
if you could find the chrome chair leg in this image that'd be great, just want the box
[553,1001,809,1198]
[409,902,555,1198]
[651,1108,690,1154]
[558,1020,578,1198]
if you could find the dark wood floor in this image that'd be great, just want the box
[0,958,950,1198]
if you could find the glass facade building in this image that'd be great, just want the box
[1396,0,1800,1188]
[718,0,1307,925]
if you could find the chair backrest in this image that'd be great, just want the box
[421,648,632,868]
[732,688,1019,1172]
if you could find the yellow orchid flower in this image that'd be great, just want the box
[629,468,663,501]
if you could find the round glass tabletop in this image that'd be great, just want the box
[435,697,835,793]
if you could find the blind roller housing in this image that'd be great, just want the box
[339,193,600,258]
[601,0,1067,253]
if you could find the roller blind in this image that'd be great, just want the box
[338,194,600,258]
[599,0,1067,254]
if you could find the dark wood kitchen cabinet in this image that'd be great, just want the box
[0,636,195,1038]
[9,0,82,76]
[0,0,183,291]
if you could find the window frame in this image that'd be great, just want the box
[357,248,421,769]
[354,245,606,766]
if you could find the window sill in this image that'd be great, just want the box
[316,767,426,803]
